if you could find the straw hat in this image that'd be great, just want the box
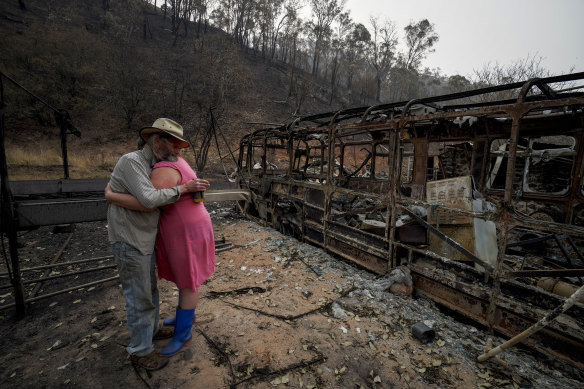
[139,118,190,149]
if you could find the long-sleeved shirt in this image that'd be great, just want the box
[107,144,180,254]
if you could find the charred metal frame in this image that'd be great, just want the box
[236,73,584,368]
[0,71,117,314]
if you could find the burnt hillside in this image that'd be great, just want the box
[0,0,340,177]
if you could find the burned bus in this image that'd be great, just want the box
[236,73,584,368]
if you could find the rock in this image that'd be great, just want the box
[332,302,348,320]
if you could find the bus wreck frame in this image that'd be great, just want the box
[236,73,584,369]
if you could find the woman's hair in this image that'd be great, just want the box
[137,137,146,150]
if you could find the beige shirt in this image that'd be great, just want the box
[107,144,180,254]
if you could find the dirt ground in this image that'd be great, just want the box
[1,203,583,389]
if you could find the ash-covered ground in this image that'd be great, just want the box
[0,203,582,388]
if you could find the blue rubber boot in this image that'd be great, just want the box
[163,316,176,326]
[163,313,196,326]
[160,308,194,356]
[164,297,180,326]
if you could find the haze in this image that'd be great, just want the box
[344,0,584,77]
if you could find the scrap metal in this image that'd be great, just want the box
[235,73,584,368]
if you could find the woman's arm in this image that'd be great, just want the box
[105,183,154,212]
[151,166,182,189]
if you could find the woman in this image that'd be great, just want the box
[106,129,215,357]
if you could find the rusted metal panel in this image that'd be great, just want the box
[304,204,324,223]
[326,236,387,274]
[411,257,584,337]
[413,273,584,370]
[327,222,387,252]
[428,226,476,262]
[304,221,324,246]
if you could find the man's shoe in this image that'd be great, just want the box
[153,327,174,340]
[131,352,169,371]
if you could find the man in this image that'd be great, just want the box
[106,118,208,371]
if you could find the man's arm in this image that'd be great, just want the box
[125,156,185,208]
[105,183,154,212]
[110,154,207,209]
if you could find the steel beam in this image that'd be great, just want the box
[9,179,109,195]
[14,199,108,229]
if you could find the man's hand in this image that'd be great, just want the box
[180,178,210,194]
[104,183,114,202]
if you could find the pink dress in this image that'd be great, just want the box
[153,157,215,290]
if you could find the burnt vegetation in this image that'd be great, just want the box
[1,0,558,170]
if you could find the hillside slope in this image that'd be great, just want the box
[0,0,338,178]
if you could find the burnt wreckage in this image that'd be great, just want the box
[235,73,584,369]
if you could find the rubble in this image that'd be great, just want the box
[0,209,583,387]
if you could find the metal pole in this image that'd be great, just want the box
[0,76,26,315]
[0,255,114,276]
[0,275,119,311]
[18,264,117,286]
[388,123,403,270]
[487,106,525,331]
[58,111,70,179]
[28,232,73,298]
[478,283,584,362]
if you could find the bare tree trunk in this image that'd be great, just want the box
[376,76,381,102]
[143,17,153,40]
[329,54,338,105]
[312,48,319,77]
[288,37,297,98]
[282,43,288,63]
[294,80,307,116]
[173,27,180,46]
[196,15,201,38]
